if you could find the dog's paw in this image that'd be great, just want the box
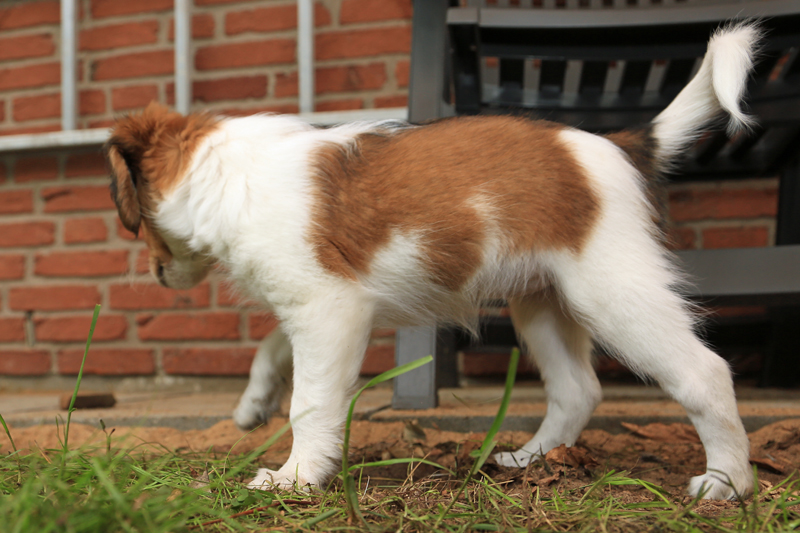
[494,450,538,468]
[247,468,314,491]
[233,397,275,431]
[688,471,753,500]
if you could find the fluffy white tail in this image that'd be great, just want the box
[651,22,761,166]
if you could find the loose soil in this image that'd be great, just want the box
[4,416,799,504]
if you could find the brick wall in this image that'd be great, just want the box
[0,0,411,135]
[0,0,780,385]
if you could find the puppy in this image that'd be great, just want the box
[106,24,759,499]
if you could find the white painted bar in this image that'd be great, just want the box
[298,0,315,114]
[174,0,192,114]
[60,0,78,131]
[0,108,409,153]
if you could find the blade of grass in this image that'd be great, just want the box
[341,354,434,525]
[0,412,16,453]
[63,304,101,453]
[435,347,520,529]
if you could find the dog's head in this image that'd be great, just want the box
[106,102,218,289]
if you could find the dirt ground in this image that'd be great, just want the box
[4,416,799,505]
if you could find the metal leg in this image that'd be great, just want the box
[392,0,456,411]
[408,0,451,123]
[393,326,459,409]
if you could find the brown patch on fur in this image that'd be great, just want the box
[311,116,600,291]
[605,127,667,230]
[105,102,219,264]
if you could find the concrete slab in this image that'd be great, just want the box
[2,384,799,434]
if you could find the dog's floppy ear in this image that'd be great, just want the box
[107,144,141,237]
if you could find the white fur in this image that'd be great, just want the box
[149,25,759,497]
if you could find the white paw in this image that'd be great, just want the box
[233,397,275,431]
[687,471,753,500]
[494,450,538,468]
[247,468,314,491]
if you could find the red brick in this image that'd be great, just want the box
[0,318,26,343]
[0,124,61,136]
[702,226,770,249]
[167,76,268,103]
[669,185,778,222]
[80,89,106,115]
[93,50,174,81]
[220,104,299,116]
[168,13,216,40]
[64,218,107,244]
[0,1,60,30]
[87,119,116,129]
[58,349,154,375]
[0,190,34,214]
[14,155,58,182]
[0,350,51,376]
[35,315,128,342]
[0,255,25,280]
[316,99,363,112]
[65,152,107,178]
[9,285,101,311]
[0,62,60,91]
[341,0,413,24]
[112,84,159,111]
[667,226,696,250]
[196,39,295,71]
[395,60,410,87]
[372,328,396,339]
[137,312,240,341]
[225,3,330,35]
[135,248,150,273]
[91,0,173,18]
[274,71,297,98]
[317,63,387,94]
[195,0,261,5]
[163,347,255,375]
[0,33,55,61]
[248,312,279,340]
[110,283,210,310]
[0,222,55,247]
[375,95,407,108]
[462,350,536,377]
[360,344,394,375]
[316,27,411,60]
[35,250,128,277]
[80,20,159,51]
[13,93,60,122]
[42,185,115,212]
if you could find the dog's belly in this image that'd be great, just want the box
[365,236,551,330]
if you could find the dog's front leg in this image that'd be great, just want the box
[233,326,293,430]
[247,291,374,490]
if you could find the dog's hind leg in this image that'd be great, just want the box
[233,325,293,430]
[494,294,601,467]
[552,128,752,500]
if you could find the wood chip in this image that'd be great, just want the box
[621,422,700,443]
[59,393,116,410]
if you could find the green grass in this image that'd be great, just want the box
[1,312,799,532]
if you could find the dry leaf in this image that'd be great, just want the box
[544,444,598,468]
[750,456,788,475]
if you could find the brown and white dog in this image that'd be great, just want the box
[107,24,759,499]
